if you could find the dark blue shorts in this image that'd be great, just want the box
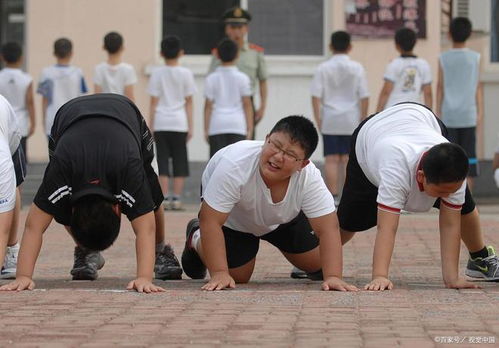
[323,135,351,156]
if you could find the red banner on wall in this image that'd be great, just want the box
[346,0,426,38]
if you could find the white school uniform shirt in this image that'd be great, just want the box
[94,62,137,95]
[310,54,369,135]
[384,56,432,109]
[204,66,251,136]
[147,65,197,132]
[0,95,21,213]
[355,103,466,213]
[201,140,335,236]
[37,65,87,135]
[0,67,32,137]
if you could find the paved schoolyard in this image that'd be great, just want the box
[0,205,498,348]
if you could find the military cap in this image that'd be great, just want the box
[223,7,251,25]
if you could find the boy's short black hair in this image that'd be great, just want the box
[422,143,469,184]
[1,42,22,63]
[104,31,123,54]
[217,38,238,63]
[70,195,120,251]
[54,38,73,59]
[395,27,417,52]
[330,31,351,52]
[450,17,472,43]
[161,35,182,59]
[269,115,318,159]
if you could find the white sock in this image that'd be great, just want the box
[190,229,201,252]
[155,241,165,253]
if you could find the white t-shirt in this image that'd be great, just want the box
[147,65,196,132]
[356,103,466,213]
[94,62,137,95]
[37,65,87,135]
[204,66,251,136]
[310,54,369,135]
[0,68,32,136]
[201,140,335,236]
[384,56,432,108]
[0,95,20,213]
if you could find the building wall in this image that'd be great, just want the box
[25,0,162,161]
[25,0,445,163]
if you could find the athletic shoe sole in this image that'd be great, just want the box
[181,219,207,279]
[465,269,499,281]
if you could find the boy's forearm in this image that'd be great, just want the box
[360,97,369,120]
[423,85,433,110]
[149,97,158,128]
[185,96,193,132]
[199,219,230,275]
[372,210,399,278]
[439,208,462,284]
[311,97,321,127]
[312,216,343,279]
[259,80,267,112]
[243,97,254,138]
[132,213,156,280]
[16,225,44,278]
[376,92,388,113]
[203,100,212,136]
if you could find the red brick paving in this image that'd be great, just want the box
[0,205,498,347]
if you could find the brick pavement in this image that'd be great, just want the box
[0,205,498,347]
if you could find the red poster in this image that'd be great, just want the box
[346,0,426,38]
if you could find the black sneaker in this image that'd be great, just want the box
[181,218,206,279]
[155,244,182,280]
[465,246,499,281]
[70,246,105,280]
[290,266,323,280]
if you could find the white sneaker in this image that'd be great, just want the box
[0,243,19,279]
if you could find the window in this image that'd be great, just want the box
[0,0,24,45]
[247,0,324,55]
[163,0,238,55]
[163,0,325,56]
[492,0,499,62]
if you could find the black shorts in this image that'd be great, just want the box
[222,211,319,268]
[337,109,476,232]
[154,131,189,177]
[209,133,246,158]
[323,134,351,156]
[12,144,26,187]
[446,127,479,177]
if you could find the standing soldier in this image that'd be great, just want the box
[208,7,268,138]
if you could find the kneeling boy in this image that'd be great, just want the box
[182,115,357,291]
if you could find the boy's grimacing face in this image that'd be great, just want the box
[259,131,309,183]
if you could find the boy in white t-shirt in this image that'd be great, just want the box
[338,103,499,290]
[376,28,432,111]
[94,32,137,101]
[0,95,25,279]
[311,31,369,204]
[181,115,358,292]
[148,36,196,210]
[204,38,253,158]
[37,38,87,137]
[0,42,35,156]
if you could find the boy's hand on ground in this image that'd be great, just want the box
[445,277,481,289]
[364,276,393,291]
[126,278,166,293]
[322,276,359,291]
[0,276,35,291]
[202,272,235,291]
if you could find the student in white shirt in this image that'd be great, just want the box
[94,32,137,101]
[37,38,87,136]
[311,31,369,204]
[376,28,432,111]
[0,42,35,156]
[181,115,358,292]
[0,95,25,279]
[338,103,499,290]
[204,38,253,158]
[148,36,197,210]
